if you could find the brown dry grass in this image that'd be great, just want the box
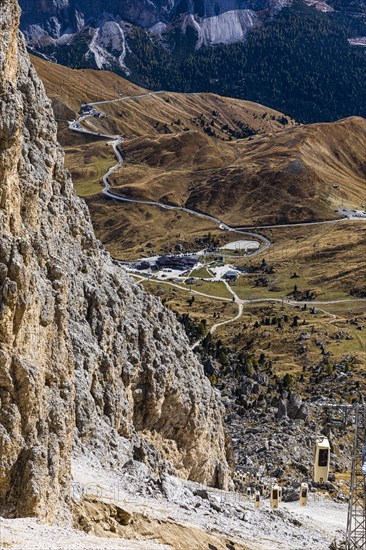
[33,55,366,230]
[142,278,365,389]
[239,220,366,296]
[32,54,293,142]
[133,219,366,385]
[33,56,366,232]
[111,117,366,226]
[85,195,223,259]
[215,300,366,402]
[31,55,144,114]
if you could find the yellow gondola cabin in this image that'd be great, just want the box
[313,437,330,483]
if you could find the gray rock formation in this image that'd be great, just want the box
[287,394,308,420]
[0,0,230,521]
[276,399,288,420]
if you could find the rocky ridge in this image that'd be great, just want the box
[0,0,230,522]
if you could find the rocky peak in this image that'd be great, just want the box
[0,0,230,521]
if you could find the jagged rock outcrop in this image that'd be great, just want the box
[0,0,230,522]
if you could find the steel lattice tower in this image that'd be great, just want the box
[346,404,366,549]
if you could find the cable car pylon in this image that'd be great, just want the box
[321,402,366,548]
[346,403,366,549]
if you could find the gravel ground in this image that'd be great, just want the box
[0,456,347,550]
[0,517,169,549]
[72,456,346,549]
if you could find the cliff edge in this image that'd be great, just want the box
[0,0,230,521]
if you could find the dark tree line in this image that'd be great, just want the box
[40,0,366,123]
[125,0,366,123]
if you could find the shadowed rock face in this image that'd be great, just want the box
[19,0,272,30]
[18,0,288,70]
[17,0,362,77]
[0,0,230,521]
[20,0,173,30]
[24,0,350,79]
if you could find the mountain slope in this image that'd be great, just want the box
[31,53,296,143]
[20,0,366,122]
[0,0,230,521]
[31,56,366,253]
[110,116,366,226]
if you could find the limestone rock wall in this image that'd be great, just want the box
[0,0,230,521]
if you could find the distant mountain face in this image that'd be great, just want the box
[20,0,293,72]
[20,0,366,71]
[20,0,366,123]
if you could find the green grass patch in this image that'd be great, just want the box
[234,277,284,301]
[318,300,366,316]
[218,248,251,257]
[183,280,232,299]
[70,157,114,196]
[328,333,366,355]
[190,267,214,278]
[64,143,116,197]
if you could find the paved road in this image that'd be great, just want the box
[235,219,345,230]
[235,216,365,231]
[69,100,271,258]
[69,93,365,260]
[103,187,272,257]
[88,91,165,107]
[235,209,366,231]
[88,90,201,107]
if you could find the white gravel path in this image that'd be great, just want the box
[0,517,169,549]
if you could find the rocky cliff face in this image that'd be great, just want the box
[19,0,277,33]
[0,0,230,522]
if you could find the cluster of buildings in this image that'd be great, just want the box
[132,254,199,273]
[156,255,199,271]
[79,104,103,118]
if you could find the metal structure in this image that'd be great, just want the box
[322,402,366,549]
[346,404,366,549]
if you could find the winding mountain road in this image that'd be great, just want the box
[69,99,272,257]
[235,219,346,231]
[69,91,365,269]
[67,92,366,353]
[88,91,165,107]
